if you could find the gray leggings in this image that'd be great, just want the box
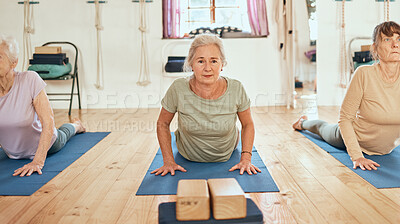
[48,124,76,155]
[302,120,346,149]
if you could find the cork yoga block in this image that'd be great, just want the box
[207,178,246,220]
[35,46,62,54]
[176,179,210,221]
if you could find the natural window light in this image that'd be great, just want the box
[306,0,317,43]
[179,0,251,37]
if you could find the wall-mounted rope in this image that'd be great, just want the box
[94,0,104,89]
[87,1,106,89]
[22,0,36,70]
[339,0,348,88]
[136,0,151,86]
[384,0,390,21]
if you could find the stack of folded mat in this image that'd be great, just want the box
[165,56,185,73]
[28,46,72,79]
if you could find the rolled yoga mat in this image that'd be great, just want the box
[0,132,110,196]
[136,132,279,195]
[300,130,400,188]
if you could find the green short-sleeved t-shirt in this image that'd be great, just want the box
[161,76,251,162]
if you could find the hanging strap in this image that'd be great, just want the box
[339,0,348,88]
[23,0,35,70]
[137,0,151,86]
[94,0,105,89]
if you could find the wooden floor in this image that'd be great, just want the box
[1,106,400,224]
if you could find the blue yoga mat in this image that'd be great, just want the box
[136,133,279,195]
[0,132,110,196]
[300,130,400,188]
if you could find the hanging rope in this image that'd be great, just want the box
[22,0,35,70]
[384,0,390,22]
[94,0,104,89]
[339,0,348,88]
[136,0,151,86]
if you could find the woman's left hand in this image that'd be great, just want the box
[13,161,44,177]
[229,159,261,175]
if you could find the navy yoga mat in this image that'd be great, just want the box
[158,198,263,224]
[300,130,400,188]
[136,133,279,195]
[0,132,110,196]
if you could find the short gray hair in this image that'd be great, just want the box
[0,34,19,63]
[183,34,227,72]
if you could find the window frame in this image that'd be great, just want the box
[162,0,269,39]
[186,0,239,24]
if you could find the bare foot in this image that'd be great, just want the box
[72,118,86,133]
[292,115,308,130]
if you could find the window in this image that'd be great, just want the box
[162,0,269,39]
[179,0,251,37]
[306,0,317,44]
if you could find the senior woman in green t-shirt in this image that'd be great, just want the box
[151,34,261,176]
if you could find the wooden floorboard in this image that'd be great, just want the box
[1,106,399,223]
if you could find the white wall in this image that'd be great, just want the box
[0,0,287,109]
[7,1,392,109]
[317,0,400,106]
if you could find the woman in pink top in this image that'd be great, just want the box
[0,34,86,177]
[292,21,400,171]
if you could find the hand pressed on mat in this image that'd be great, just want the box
[353,157,380,171]
[151,161,187,176]
[13,160,44,177]
[229,156,261,175]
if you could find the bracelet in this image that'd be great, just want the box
[241,151,252,156]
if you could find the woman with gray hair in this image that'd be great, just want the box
[152,34,261,176]
[293,21,400,171]
[0,34,86,177]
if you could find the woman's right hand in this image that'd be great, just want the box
[151,162,187,176]
[353,157,380,170]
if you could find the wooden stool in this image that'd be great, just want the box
[208,178,246,220]
[176,179,210,221]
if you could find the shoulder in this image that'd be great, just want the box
[351,64,378,84]
[172,77,188,85]
[224,77,247,96]
[16,71,46,98]
[354,64,378,78]
[223,76,244,89]
[168,77,192,94]
[164,77,189,98]
[170,77,189,89]
[17,70,42,82]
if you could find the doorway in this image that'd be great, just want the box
[293,0,317,117]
